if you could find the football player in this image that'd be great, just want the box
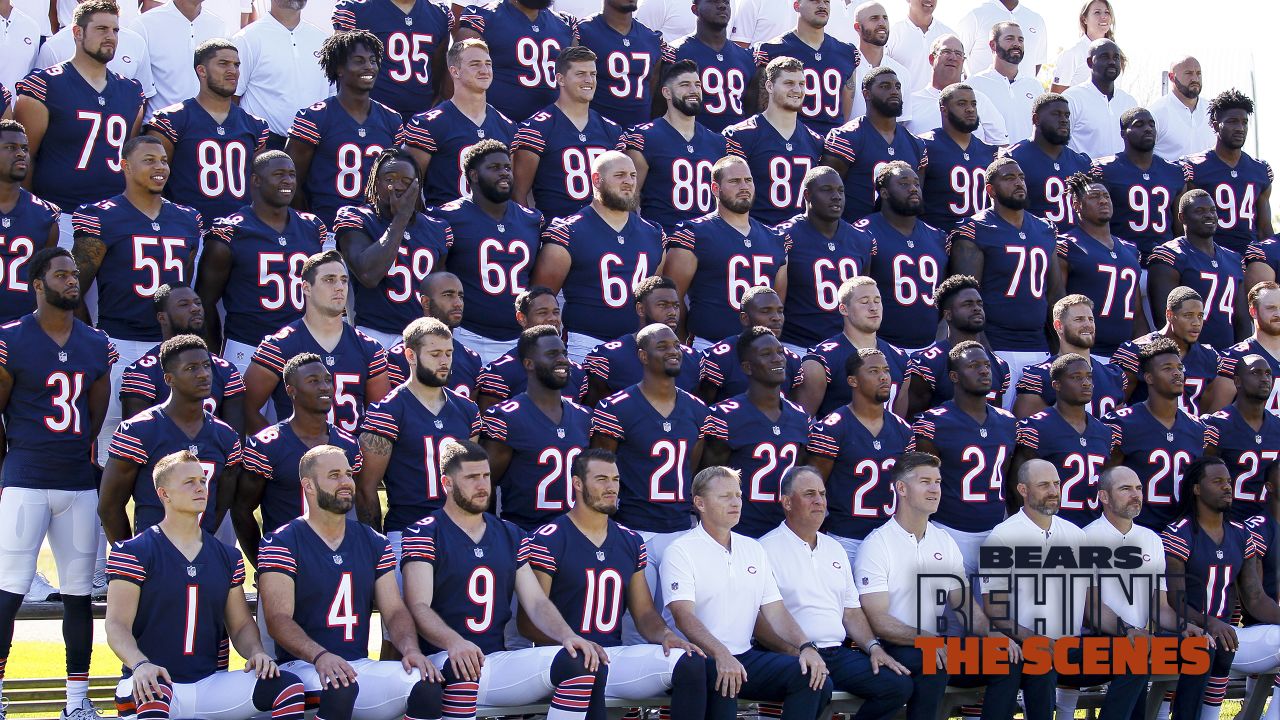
[918,83,997,231]
[664,0,756,133]
[575,0,667,128]
[454,0,576,123]
[1111,287,1228,416]
[1201,354,1280,523]
[1011,295,1126,420]
[751,0,859,137]
[475,287,586,411]
[331,0,451,120]
[380,273,483,399]
[1214,281,1280,414]
[697,286,802,404]
[582,276,699,405]
[0,120,62,323]
[1005,94,1092,229]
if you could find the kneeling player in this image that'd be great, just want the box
[105,451,307,720]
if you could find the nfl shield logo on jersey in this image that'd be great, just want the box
[662,422,672,432]
[58,351,67,362]
[595,551,605,561]
[473,548,485,558]
[557,428,566,438]
[1216,550,1224,559]
[1166,433,1175,442]
[872,440,881,450]
[325,356,335,366]
[186,565,197,577]
[188,445,199,455]
[979,429,988,438]
[1,218,9,228]
[333,554,344,565]
[434,420,444,429]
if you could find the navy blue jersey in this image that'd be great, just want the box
[146,99,270,227]
[808,405,912,540]
[1148,237,1244,350]
[541,206,664,341]
[904,339,1011,410]
[776,213,876,349]
[590,385,708,533]
[511,106,624,221]
[475,350,587,404]
[1014,356,1125,417]
[257,518,395,662]
[754,32,859,137]
[481,394,591,531]
[1243,514,1277,600]
[823,118,927,223]
[701,393,808,538]
[15,63,144,209]
[1244,237,1280,283]
[1015,407,1112,526]
[665,34,756,133]
[205,208,327,346]
[359,385,482,532]
[332,0,453,120]
[1180,150,1273,254]
[108,407,242,533]
[583,333,699,396]
[525,515,646,645]
[1217,338,1280,414]
[1056,227,1142,357]
[251,320,388,434]
[456,4,576,123]
[1161,516,1257,620]
[400,510,526,653]
[665,212,786,342]
[1102,404,1206,530]
[119,345,244,413]
[1201,405,1280,523]
[1088,152,1184,260]
[403,102,516,206]
[919,130,997,230]
[385,337,482,399]
[723,114,824,226]
[72,196,201,342]
[333,204,453,334]
[0,315,116,490]
[0,84,9,116]
[0,190,60,323]
[288,97,403,228]
[948,208,1057,352]
[803,334,907,418]
[620,118,727,231]
[242,422,363,533]
[576,13,667,128]
[106,527,246,683]
[428,198,543,342]
[1005,140,1091,228]
[910,401,1016,532]
[698,334,803,403]
[859,213,948,349]
[1111,331,1222,415]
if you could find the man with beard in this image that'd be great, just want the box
[1215,282,1280,415]
[1012,295,1126,419]
[532,151,664,363]
[430,141,544,364]
[776,166,875,353]
[331,0,450,122]
[861,162,947,352]
[948,156,1064,404]
[896,274,1010,419]
[480,325,591,532]
[0,247,114,720]
[230,0,328,148]
[723,57,824,226]
[700,327,809,538]
[583,276,699,405]
[622,60,728,232]
[1203,353,1280,523]
[130,0,231,123]
[1062,39,1137,160]
[752,0,860,137]
[964,21,1040,145]
[476,286,587,411]
[1112,287,1229,416]
[905,35,1007,146]
[404,41,516,208]
[1180,89,1274,255]
[512,46,625,223]
[16,0,144,249]
[0,120,59,324]
[1149,56,1214,163]
[455,0,576,124]
[144,40,269,229]
[956,0,1045,81]
[196,151,328,374]
[243,251,389,435]
[1005,94,1093,229]
[1010,355,1113,525]
[591,323,709,642]
[664,0,757,133]
[848,2,913,123]
[918,83,998,230]
[285,31,403,229]
[659,155,786,351]
[355,317,480,548]
[575,0,667,128]
[698,286,802,404]
[822,67,926,223]
[34,0,151,90]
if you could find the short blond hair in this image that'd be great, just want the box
[153,450,200,489]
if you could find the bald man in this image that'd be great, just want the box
[1148,56,1215,163]
[1062,39,1137,158]
[849,2,913,122]
[904,35,1009,146]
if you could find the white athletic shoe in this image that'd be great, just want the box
[24,572,59,602]
[1,695,9,720]
[60,699,103,720]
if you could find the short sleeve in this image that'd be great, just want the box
[511,123,546,155]
[359,403,401,442]
[839,555,860,609]
[541,219,571,249]
[853,536,890,595]
[822,126,858,165]
[241,435,274,480]
[590,401,625,442]
[1147,244,1178,268]
[665,225,696,251]
[374,538,396,577]
[146,110,180,144]
[701,406,729,441]
[251,335,287,375]
[71,206,102,237]
[1160,528,1190,562]
[118,363,158,402]
[806,417,841,459]
[257,537,298,578]
[108,419,150,465]
[583,347,611,382]
[400,522,437,565]
[659,542,697,604]
[523,529,558,574]
[1015,419,1041,452]
[231,556,247,587]
[288,106,322,146]
[106,542,146,585]
[756,550,782,605]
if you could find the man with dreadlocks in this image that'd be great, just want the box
[285,30,403,229]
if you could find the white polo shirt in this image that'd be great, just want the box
[0,6,40,99]
[232,13,329,135]
[905,84,1010,146]
[966,67,1041,144]
[1049,34,1090,89]
[661,523,781,656]
[132,3,232,119]
[11,0,51,36]
[761,523,860,648]
[1083,516,1166,630]
[955,0,1046,81]
[854,517,965,634]
[50,0,140,32]
[728,0,790,45]
[635,0,694,42]
[850,51,912,122]
[1149,91,1215,163]
[884,15,953,93]
[36,25,155,97]
[979,510,1088,639]
[549,0,601,20]
[1063,80,1137,159]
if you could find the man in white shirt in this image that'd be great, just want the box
[955,0,1045,81]
[905,34,1007,146]
[760,466,913,720]
[730,0,858,47]
[1149,56,1214,163]
[635,0,694,42]
[36,2,155,97]
[131,0,231,119]
[884,0,952,93]
[232,0,328,146]
[0,0,40,99]
[848,1,910,121]
[965,21,1041,144]
[662,465,833,720]
[1062,39,1136,159]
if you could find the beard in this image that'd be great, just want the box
[207,77,237,98]
[954,316,985,334]
[719,193,753,214]
[582,486,618,515]
[1028,497,1060,516]
[476,178,512,204]
[315,486,354,514]
[600,185,638,212]
[85,42,116,64]
[671,94,703,117]
[173,318,205,335]
[451,484,489,514]
[995,45,1023,65]
[44,285,81,311]
[1131,133,1156,153]
[869,95,902,118]
[1063,327,1094,350]
[414,357,451,387]
[946,108,980,134]
[1172,76,1201,99]
[1042,124,1071,146]
[534,362,569,390]
[996,192,1029,210]
[885,193,922,216]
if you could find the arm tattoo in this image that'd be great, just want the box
[72,235,107,278]
[359,432,393,457]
